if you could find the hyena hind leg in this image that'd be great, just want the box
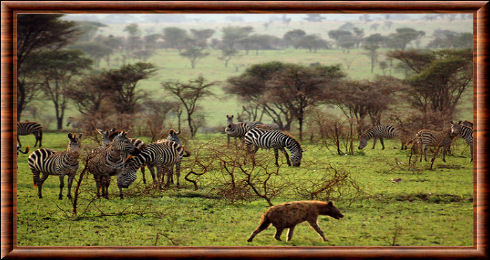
[247,217,271,242]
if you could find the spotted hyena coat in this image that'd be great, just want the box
[247,200,344,242]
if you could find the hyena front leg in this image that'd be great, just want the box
[274,227,285,241]
[287,225,296,242]
[308,219,327,241]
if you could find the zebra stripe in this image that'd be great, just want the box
[157,129,191,186]
[451,121,473,162]
[27,133,82,199]
[411,129,456,169]
[17,121,43,147]
[244,128,303,167]
[358,125,398,150]
[87,131,140,199]
[225,115,263,145]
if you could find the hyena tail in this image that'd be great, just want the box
[258,215,271,230]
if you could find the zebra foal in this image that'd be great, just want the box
[17,121,43,148]
[244,128,303,167]
[27,133,82,199]
[450,121,473,162]
[86,131,140,199]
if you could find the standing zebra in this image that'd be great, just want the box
[96,128,150,184]
[86,131,140,199]
[358,125,401,150]
[17,121,43,148]
[409,128,457,170]
[131,139,188,189]
[157,129,191,187]
[450,121,474,162]
[225,115,263,146]
[27,133,82,199]
[244,128,303,167]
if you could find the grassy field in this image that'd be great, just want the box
[16,132,473,246]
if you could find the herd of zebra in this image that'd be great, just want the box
[17,117,473,200]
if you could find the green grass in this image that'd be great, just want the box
[16,133,473,246]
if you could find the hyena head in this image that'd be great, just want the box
[67,133,82,152]
[319,201,344,219]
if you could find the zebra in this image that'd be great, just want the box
[460,120,473,129]
[450,121,473,162]
[27,133,82,199]
[17,144,29,155]
[17,121,43,148]
[126,139,188,190]
[66,116,83,129]
[96,128,150,184]
[225,115,263,146]
[408,128,457,170]
[86,131,140,199]
[244,128,303,167]
[358,125,401,150]
[156,129,191,187]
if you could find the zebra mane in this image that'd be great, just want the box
[282,131,301,147]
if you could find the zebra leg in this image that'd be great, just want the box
[39,131,43,147]
[227,135,230,147]
[17,135,22,148]
[67,173,75,199]
[169,165,174,184]
[430,147,440,170]
[274,149,279,166]
[37,172,49,199]
[103,176,110,199]
[156,166,163,189]
[442,146,447,162]
[148,166,157,186]
[423,146,428,162]
[280,148,291,166]
[470,144,473,162]
[175,161,181,187]
[58,175,65,200]
[165,167,173,187]
[95,175,101,198]
[33,133,38,147]
[118,186,124,200]
[380,138,385,150]
[140,166,146,184]
[372,137,377,149]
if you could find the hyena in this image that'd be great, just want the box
[247,200,344,242]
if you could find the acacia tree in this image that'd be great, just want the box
[105,62,157,114]
[28,49,92,129]
[362,33,385,73]
[17,14,78,120]
[267,64,345,140]
[162,76,216,137]
[388,49,472,119]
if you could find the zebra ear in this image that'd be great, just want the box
[68,133,73,139]
[176,130,181,135]
[458,121,462,124]
[96,129,104,135]
[78,133,83,139]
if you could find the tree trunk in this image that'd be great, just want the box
[298,116,304,141]
[57,117,63,130]
[187,114,195,137]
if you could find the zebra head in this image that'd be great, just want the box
[287,137,303,167]
[117,165,138,188]
[226,114,234,125]
[67,133,82,152]
[450,121,462,136]
[112,131,140,156]
[167,129,182,145]
[358,131,370,150]
[225,124,236,135]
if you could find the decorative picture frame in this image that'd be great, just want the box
[1,1,488,259]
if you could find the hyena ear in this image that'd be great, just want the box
[327,201,333,206]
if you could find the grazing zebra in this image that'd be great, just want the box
[451,121,474,162]
[86,131,140,199]
[358,125,401,150]
[225,115,263,146]
[409,128,457,170]
[156,129,191,187]
[131,139,188,189]
[27,133,82,199]
[244,128,303,167]
[17,144,29,155]
[96,128,151,184]
[17,121,43,148]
